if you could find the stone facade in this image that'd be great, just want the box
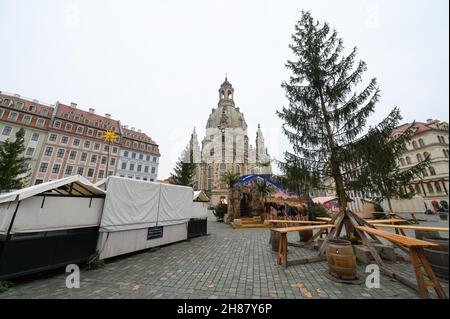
[188,78,271,206]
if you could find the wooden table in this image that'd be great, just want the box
[357,226,447,299]
[266,220,326,225]
[272,224,336,268]
[367,219,408,235]
[371,224,449,232]
[316,217,332,222]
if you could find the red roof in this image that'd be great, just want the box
[56,103,121,131]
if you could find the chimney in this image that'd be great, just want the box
[426,119,434,124]
[131,127,135,131]
[33,99,39,103]
[70,102,77,108]
[123,125,128,129]
[14,94,20,98]
[89,108,95,114]
[138,129,142,133]
[105,113,111,119]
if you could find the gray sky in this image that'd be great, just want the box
[1,0,448,179]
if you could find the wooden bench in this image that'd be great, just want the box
[367,219,408,235]
[316,217,332,222]
[367,211,419,224]
[371,224,449,232]
[272,225,336,268]
[357,226,447,299]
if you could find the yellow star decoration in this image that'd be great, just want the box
[102,130,116,143]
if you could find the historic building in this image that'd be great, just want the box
[116,126,160,181]
[0,92,54,182]
[392,119,449,211]
[188,77,271,205]
[32,102,122,185]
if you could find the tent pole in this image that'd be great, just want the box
[5,199,21,241]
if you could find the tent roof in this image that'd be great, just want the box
[0,175,105,204]
[193,191,210,202]
[235,174,285,191]
[312,196,337,205]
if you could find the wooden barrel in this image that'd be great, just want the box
[269,229,280,252]
[326,239,357,280]
[423,238,449,280]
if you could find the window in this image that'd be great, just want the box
[418,139,425,147]
[210,148,215,156]
[1,99,11,106]
[137,164,142,172]
[54,120,61,128]
[429,166,436,175]
[422,169,428,177]
[15,102,24,110]
[65,123,72,131]
[52,164,61,174]
[39,163,48,173]
[139,154,143,160]
[112,147,118,154]
[65,165,73,175]
[8,112,18,121]
[2,126,12,136]
[108,171,113,177]
[146,155,150,161]
[104,145,109,152]
[31,132,39,141]
[144,166,149,173]
[0,109,4,118]
[412,141,418,149]
[87,168,94,177]
[132,152,136,159]
[121,162,127,170]
[22,115,32,124]
[405,157,411,165]
[96,131,103,138]
[427,183,434,193]
[61,136,69,144]
[49,133,57,142]
[443,149,449,158]
[56,149,65,158]
[435,182,442,193]
[44,147,53,156]
[80,152,87,161]
[77,126,84,134]
[151,167,156,174]
[87,128,93,136]
[101,156,107,164]
[415,184,421,194]
[94,143,100,150]
[153,157,157,162]
[424,152,430,159]
[77,167,84,175]
[26,147,35,156]
[84,140,90,148]
[69,150,77,160]
[36,118,45,127]
[98,170,104,179]
[91,154,97,163]
[129,163,135,171]
[73,138,80,146]
[416,154,423,162]
[35,179,43,185]
[110,158,116,166]
[124,151,129,157]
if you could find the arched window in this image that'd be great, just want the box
[210,148,214,157]
[406,156,411,165]
[415,184,422,194]
[416,154,423,162]
[2,99,11,106]
[235,165,240,175]
[437,136,443,143]
[423,152,430,159]
[220,163,226,176]
[435,182,442,193]
[427,183,434,193]
[400,158,405,166]
[207,166,212,178]
[418,139,425,147]
[221,90,225,99]
[422,169,428,177]
[412,141,418,149]
[207,166,213,190]
[429,166,436,175]
[227,91,232,99]
[443,149,448,158]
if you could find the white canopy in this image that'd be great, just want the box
[0,175,105,204]
[193,191,210,202]
[100,176,193,232]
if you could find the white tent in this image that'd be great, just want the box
[192,190,210,219]
[97,176,193,259]
[0,175,105,234]
[0,175,105,280]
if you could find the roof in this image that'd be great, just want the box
[235,174,285,191]
[56,103,121,131]
[0,175,105,204]
[392,120,449,137]
[193,191,210,202]
[312,196,337,205]
[122,127,158,145]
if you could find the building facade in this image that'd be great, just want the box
[392,119,449,211]
[0,92,54,182]
[0,90,160,186]
[116,126,160,181]
[188,78,272,205]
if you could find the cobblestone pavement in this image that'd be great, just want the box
[0,214,448,299]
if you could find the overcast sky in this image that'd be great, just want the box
[0,0,448,179]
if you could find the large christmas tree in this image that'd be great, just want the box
[169,145,197,187]
[0,128,30,190]
[277,11,382,212]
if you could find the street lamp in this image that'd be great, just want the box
[102,129,116,179]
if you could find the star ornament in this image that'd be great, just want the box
[102,130,116,143]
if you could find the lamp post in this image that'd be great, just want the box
[102,129,116,179]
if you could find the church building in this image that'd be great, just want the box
[187,77,272,205]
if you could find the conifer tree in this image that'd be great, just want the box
[169,145,197,187]
[277,11,382,212]
[0,128,30,190]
